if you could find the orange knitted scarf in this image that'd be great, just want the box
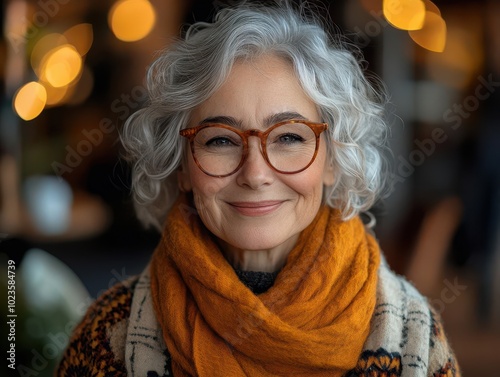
[150,196,380,376]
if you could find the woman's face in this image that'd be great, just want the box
[179,54,334,253]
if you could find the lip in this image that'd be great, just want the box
[228,200,284,216]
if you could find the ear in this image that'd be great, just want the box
[322,160,335,187]
[177,162,192,192]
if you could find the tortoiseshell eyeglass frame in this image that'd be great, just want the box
[179,119,328,178]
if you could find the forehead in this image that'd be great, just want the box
[190,54,319,126]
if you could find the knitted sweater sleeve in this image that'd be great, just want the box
[55,278,138,377]
[426,307,461,377]
[345,261,461,377]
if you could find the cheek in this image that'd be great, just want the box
[286,165,325,202]
[189,175,234,236]
[190,179,223,230]
[187,156,220,195]
[191,176,218,198]
[293,152,331,205]
[187,160,231,211]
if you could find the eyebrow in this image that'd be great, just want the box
[264,112,307,126]
[199,115,242,128]
[199,111,307,129]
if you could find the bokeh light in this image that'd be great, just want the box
[23,175,73,235]
[44,82,69,107]
[30,33,68,76]
[383,0,426,30]
[426,26,484,89]
[65,66,94,105]
[108,0,156,42]
[423,0,441,16]
[409,11,447,52]
[40,45,83,88]
[63,23,94,56]
[13,82,47,121]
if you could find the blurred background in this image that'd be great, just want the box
[0,0,499,375]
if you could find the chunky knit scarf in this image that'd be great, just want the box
[150,196,381,376]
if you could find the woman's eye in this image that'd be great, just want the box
[276,133,304,144]
[206,137,237,147]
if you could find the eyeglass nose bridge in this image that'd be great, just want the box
[246,129,262,136]
[239,129,272,169]
[240,128,267,145]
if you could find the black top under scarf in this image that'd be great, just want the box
[234,269,279,294]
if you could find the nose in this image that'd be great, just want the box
[235,137,275,189]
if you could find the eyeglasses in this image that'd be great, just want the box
[179,120,328,177]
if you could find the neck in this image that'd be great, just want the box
[218,235,299,272]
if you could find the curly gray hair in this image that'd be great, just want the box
[121,2,390,230]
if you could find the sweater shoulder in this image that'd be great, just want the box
[349,261,461,377]
[55,276,139,376]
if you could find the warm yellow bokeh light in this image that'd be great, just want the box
[109,0,156,42]
[31,33,68,75]
[383,0,426,30]
[423,0,441,16]
[63,23,94,56]
[13,82,47,121]
[409,11,447,52]
[427,27,483,89]
[44,82,69,106]
[65,66,94,105]
[41,45,83,88]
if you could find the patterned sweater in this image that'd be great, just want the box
[56,260,460,377]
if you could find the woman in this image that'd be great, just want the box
[57,2,460,376]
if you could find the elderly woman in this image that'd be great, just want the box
[57,3,460,377]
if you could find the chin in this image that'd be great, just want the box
[223,228,294,252]
[224,237,277,251]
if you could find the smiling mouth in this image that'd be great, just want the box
[228,201,284,216]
